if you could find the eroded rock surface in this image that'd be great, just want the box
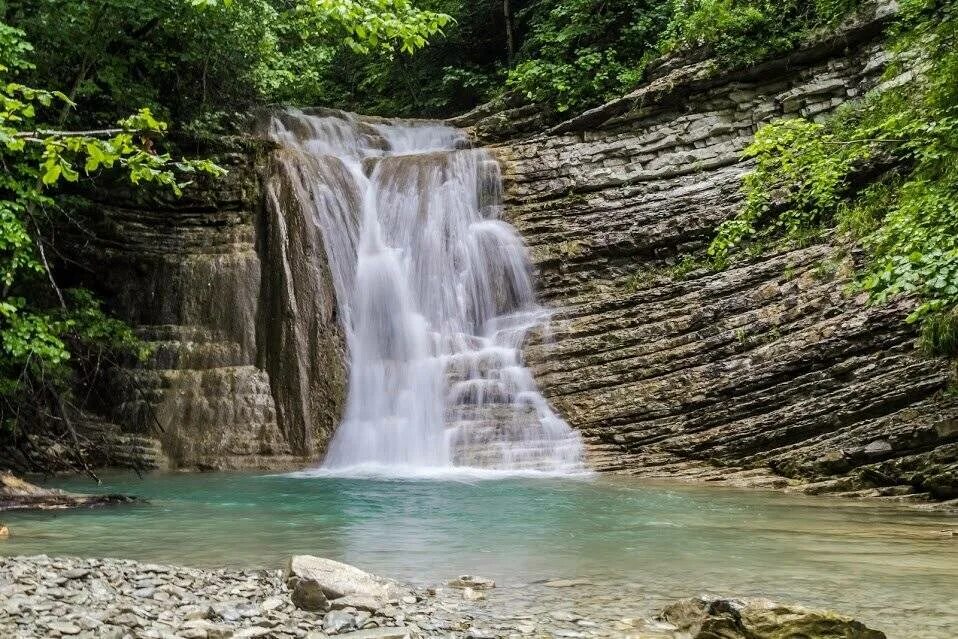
[63,137,345,470]
[454,1,958,499]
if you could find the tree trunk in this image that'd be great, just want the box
[503,0,515,64]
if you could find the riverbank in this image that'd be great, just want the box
[0,472,138,512]
[0,555,890,639]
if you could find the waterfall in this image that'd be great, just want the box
[266,109,584,474]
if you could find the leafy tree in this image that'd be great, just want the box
[267,0,513,117]
[0,22,224,447]
[505,0,674,113]
[3,0,451,126]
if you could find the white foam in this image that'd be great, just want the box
[281,463,595,483]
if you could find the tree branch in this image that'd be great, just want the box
[14,127,156,140]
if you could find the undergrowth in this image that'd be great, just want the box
[706,0,958,358]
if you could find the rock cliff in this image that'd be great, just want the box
[65,138,345,470]
[56,3,957,496]
[455,1,957,500]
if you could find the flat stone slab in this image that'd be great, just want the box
[286,555,406,600]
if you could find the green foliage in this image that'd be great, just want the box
[6,0,450,126]
[707,118,857,265]
[663,0,859,66]
[286,0,509,117]
[505,0,673,112]
[708,0,958,356]
[500,0,861,114]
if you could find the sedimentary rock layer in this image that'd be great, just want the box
[460,2,957,499]
[67,140,344,469]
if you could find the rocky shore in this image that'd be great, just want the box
[0,472,137,512]
[0,555,888,639]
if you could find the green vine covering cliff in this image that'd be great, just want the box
[708,0,958,357]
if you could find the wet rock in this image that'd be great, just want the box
[290,578,332,612]
[658,597,887,639]
[0,524,9,539]
[447,575,495,590]
[286,555,403,600]
[461,587,486,601]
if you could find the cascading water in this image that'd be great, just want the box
[266,109,583,474]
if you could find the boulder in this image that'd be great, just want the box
[290,578,331,612]
[285,555,403,601]
[658,597,887,639]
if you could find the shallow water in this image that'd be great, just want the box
[2,472,955,637]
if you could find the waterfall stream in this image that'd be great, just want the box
[266,109,583,474]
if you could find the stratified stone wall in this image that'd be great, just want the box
[70,140,344,470]
[460,2,957,500]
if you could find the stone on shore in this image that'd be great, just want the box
[322,609,358,633]
[330,593,387,612]
[658,597,887,639]
[446,575,495,590]
[291,577,332,611]
[461,587,486,601]
[0,555,894,639]
[285,555,405,601]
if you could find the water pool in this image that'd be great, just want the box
[2,472,955,637]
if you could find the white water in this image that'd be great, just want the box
[266,109,583,474]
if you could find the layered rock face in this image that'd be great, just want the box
[70,141,344,469]
[64,4,957,489]
[457,3,958,499]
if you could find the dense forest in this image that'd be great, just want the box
[0,0,955,464]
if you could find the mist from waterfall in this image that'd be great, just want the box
[266,109,584,475]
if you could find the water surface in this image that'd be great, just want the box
[2,472,955,638]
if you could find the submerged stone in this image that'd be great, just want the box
[658,597,887,639]
[447,575,495,590]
